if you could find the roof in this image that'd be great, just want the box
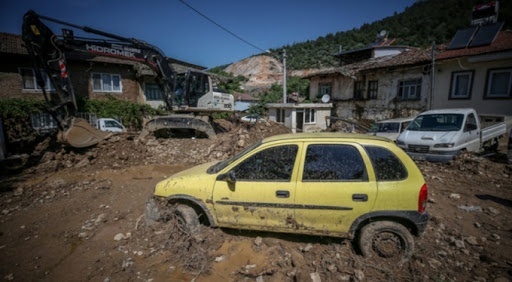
[305,47,431,79]
[0,32,28,55]
[436,30,512,60]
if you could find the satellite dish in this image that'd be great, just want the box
[321,94,330,103]
[379,30,387,37]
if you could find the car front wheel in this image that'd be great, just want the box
[173,204,199,234]
[358,221,414,261]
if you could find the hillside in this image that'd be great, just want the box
[222,0,511,80]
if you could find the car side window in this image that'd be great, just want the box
[364,146,407,181]
[302,144,366,182]
[233,145,298,181]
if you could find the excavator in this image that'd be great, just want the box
[21,10,234,148]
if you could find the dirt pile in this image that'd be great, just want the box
[0,121,511,281]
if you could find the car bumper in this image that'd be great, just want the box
[404,150,459,163]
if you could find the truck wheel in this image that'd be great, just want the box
[173,205,200,234]
[358,221,414,261]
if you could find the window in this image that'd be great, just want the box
[30,111,58,132]
[485,68,512,98]
[464,113,477,132]
[276,109,285,123]
[233,145,298,181]
[92,73,122,93]
[368,80,378,99]
[145,83,163,101]
[397,78,422,100]
[318,83,331,97]
[354,81,364,100]
[364,146,407,181]
[304,108,316,124]
[449,71,473,99]
[19,68,55,92]
[303,144,366,181]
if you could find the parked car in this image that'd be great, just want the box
[367,117,414,141]
[96,118,126,133]
[396,108,506,162]
[146,133,430,260]
[240,114,264,123]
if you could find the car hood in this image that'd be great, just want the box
[154,161,217,197]
[399,130,458,145]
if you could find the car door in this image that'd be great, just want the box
[462,113,481,151]
[294,142,377,235]
[212,143,300,231]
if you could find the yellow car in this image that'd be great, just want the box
[146,133,429,260]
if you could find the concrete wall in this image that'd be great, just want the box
[432,55,512,116]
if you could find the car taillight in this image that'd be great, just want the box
[418,183,428,213]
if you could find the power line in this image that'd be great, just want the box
[178,0,267,53]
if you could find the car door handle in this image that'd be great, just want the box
[352,194,368,202]
[276,190,290,198]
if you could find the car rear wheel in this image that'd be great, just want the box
[358,221,414,261]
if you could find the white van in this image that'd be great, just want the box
[367,117,413,141]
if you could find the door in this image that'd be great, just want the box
[296,111,304,132]
[212,144,300,231]
[294,143,377,235]
[462,113,481,151]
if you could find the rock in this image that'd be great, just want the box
[301,243,313,252]
[256,276,264,282]
[491,233,501,240]
[354,269,365,281]
[466,236,479,246]
[310,272,321,282]
[449,193,461,199]
[486,207,500,216]
[454,240,465,249]
[214,255,225,262]
[254,236,263,246]
[114,233,125,241]
[94,213,107,225]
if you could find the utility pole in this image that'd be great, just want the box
[283,49,287,104]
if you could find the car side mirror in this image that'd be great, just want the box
[216,170,236,183]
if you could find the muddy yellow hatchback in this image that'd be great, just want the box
[146,133,429,260]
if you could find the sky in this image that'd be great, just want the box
[1,0,417,69]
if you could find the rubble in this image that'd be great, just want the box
[0,120,510,281]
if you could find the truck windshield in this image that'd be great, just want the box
[407,114,464,132]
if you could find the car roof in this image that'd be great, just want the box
[420,108,474,115]
[262,132,393,144]
[376,117,414,123]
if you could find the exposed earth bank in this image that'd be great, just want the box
[1,120,511,281]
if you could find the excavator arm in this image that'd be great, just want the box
[21,10,234,147]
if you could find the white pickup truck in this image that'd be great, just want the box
[396,108,506,162]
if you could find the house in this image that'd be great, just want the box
[305,45,432,122]
[232,92,259,112]
[266,103,333,133]
[0,32,206,111]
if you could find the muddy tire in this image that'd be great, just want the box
[358,221,414,261]
[174,205,200,234]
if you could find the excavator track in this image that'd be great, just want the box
[58,118,112,148]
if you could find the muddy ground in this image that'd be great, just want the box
[0,120,511,282]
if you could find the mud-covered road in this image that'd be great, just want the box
[1,121,511,281]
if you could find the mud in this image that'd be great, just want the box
[0,120,511,281]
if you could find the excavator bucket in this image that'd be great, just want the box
[58,118,112,148]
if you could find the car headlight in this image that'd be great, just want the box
[433,143,455,148]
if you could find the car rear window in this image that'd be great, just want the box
[302,144,367,182]
[364,146,407,181]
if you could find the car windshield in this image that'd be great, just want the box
[375,122,400,133]
[407,114,463,132]
[207,141,262,174]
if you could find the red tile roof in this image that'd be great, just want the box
[0,32,27,55]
